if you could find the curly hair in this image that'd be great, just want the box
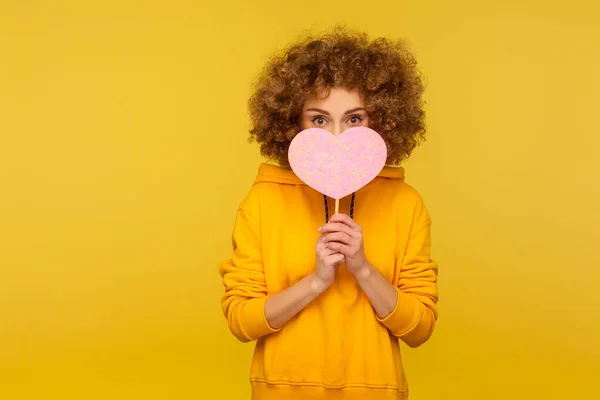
[248,26,426,168]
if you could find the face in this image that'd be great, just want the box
[300,87,369,136]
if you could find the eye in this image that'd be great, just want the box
[312,116,327,126]
[348,115,363,124]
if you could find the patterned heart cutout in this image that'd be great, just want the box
[288,127,387,199]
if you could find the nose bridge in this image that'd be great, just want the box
[331,121,342,136]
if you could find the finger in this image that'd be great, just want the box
[318,246,338,257]
[325,253,345,266]
[322,231,353,245]
[329,213,361,231]
[318,240,343,256]
[319,222,358,238]
[316,238,325,252]
[325,241,352,256]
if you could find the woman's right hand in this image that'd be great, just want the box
[314,236,345,288]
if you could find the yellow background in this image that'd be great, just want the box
[1,1,599,399]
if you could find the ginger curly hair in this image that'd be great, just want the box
[248,27,426,168]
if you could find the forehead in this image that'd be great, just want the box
[303,87,365,111]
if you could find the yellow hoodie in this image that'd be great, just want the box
[219,163,438,400]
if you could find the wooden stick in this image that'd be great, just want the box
[334,198,339,215]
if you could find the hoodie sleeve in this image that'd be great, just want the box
[377,197,439,348]
[218,206,280,342]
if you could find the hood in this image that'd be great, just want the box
[254,162,405,186]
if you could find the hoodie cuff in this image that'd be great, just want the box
[239,296,281,341]
[376,289,422,337]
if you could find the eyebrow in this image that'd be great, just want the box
[305,107,366,115]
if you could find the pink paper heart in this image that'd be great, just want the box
[288,127,387,199]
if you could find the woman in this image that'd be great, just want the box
[219,27,439,400]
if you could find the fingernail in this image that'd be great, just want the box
[318,226,322,232]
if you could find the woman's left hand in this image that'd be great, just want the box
[319,214,369,276]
